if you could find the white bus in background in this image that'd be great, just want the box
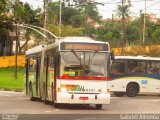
[25,37,114,109]
[110,56,160,97]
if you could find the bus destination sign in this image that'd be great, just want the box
[60,42,108,51]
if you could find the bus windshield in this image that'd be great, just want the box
[59,51,109,78]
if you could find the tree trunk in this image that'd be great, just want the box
[18,37,30,54]
[14,26,18,79]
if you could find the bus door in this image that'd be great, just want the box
[43,56,49,99]
[53,51,59,101]
[25,57,29,95]
[28,55,41,97]
[36,57,41,96]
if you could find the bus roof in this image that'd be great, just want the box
[44,37,109,51]
[25,37,110,55]
[115,56,160,61]
[59,37,109,44]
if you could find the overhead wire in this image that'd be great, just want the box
[132,0,160,16]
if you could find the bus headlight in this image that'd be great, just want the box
[61,88,67,92]
[58,87,68,92]
[98,89,102,93]
[57,88,61,92]
[107,89,110,93]
[98,89,110,93]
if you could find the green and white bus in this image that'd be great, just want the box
[110,56,160,97]
[25,37,113,109]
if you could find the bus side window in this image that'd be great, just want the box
[128,61,145,73]
[147,62,160,74]
[29,56,36,72]
[110,62,125,75]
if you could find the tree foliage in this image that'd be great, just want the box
[116,5,130,18]
[152,28,160,41]
[1,0,160,51]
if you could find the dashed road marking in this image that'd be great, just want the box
[16,97,28,100]
[45,111,52,113]
[53,109,59,111]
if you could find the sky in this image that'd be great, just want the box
[20,0,160,19]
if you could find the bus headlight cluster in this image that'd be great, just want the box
[98,89,110,93]
[61,88,67,92]
[58,87,68,92]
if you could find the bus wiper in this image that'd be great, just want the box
[71,50,82,65]
[87,51,97,66]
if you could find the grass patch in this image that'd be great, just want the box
[0,67,24,91]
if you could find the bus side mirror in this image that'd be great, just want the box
[111,51,115,60]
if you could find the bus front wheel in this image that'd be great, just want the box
[114,92,125,97]
[95,104,102,109]
[126,83,139,97]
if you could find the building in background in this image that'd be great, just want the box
[146,13,158,23]
[0,34,13,56]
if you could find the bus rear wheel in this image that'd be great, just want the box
[126,83,139,97]
[54,103,60,108]
[95,104,102,109]
[114,92,125,97]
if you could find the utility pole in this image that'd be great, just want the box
[140,10,143,42]
[121,0,126,45]
[143,0,146,43]
[14,0,19,79]
[44,0,49,42]
[121,0,125,55]
[112,10,115,32]
[59,0,62,37]
[14,21,18,79]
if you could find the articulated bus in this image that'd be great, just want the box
[110,56,160,97]
[25,37,113,109]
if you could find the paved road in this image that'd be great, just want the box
[0,91,160,114]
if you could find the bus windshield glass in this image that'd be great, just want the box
[59,51,109,79]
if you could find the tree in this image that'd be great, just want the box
[104,31,113,40]
[116,4,130,45]
[63,0,102,26]
[0,0,7,15]
[48,2,59,25]
[62,6,83,27]
[10,1,42,79]
[152,28,160,41]
[12,1,42,54]
[131,13,156,44]
[49,24,82,37]
[83,26,96,37]
[0,0,13,56]
[126,22,139,42]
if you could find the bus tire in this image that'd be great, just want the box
[126,83,139,97]
[95,104,102,109]
[114,92,125,97]
[29,83,35,101]
[54,103,60,108]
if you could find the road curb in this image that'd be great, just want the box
[0,88,24,92]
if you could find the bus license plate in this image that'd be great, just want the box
[79,97,88,100]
